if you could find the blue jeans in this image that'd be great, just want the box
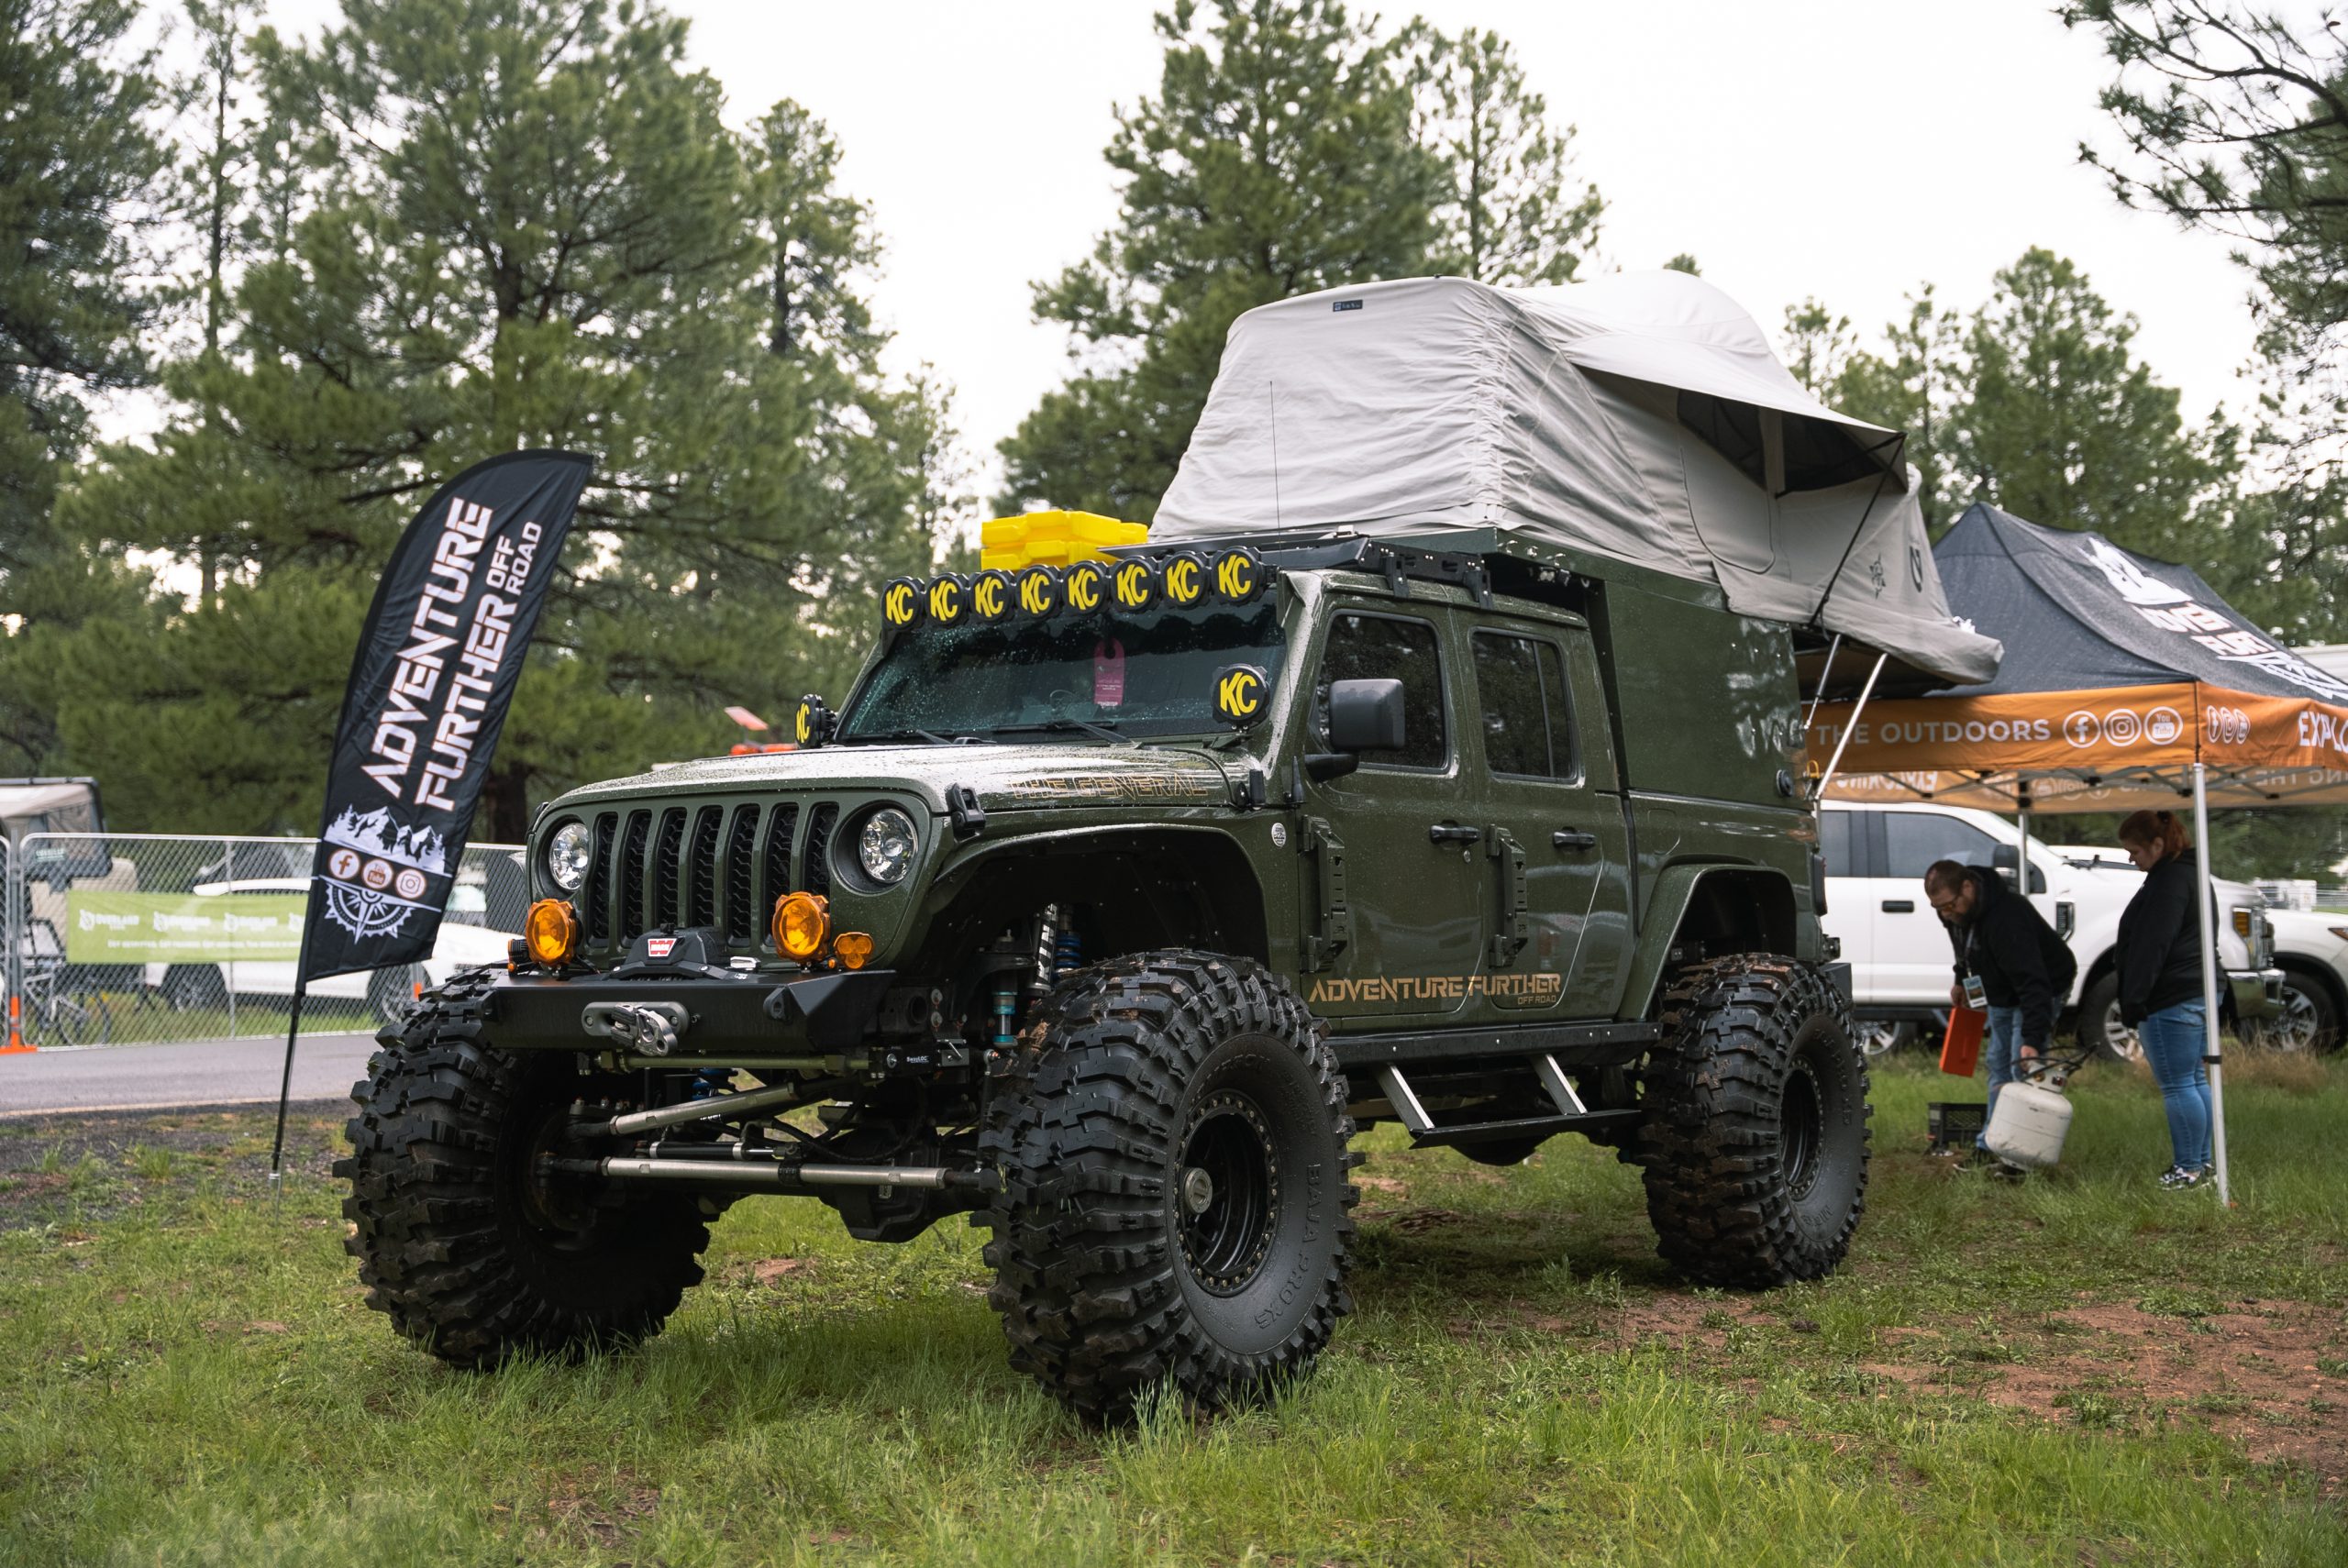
[1977,1005,2025,1148]
[2138,1000,2213,1171]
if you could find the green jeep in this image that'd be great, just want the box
[338,526,1871,1420]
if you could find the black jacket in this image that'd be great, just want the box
[1944,866,2076,1047]
[2117,854,2214,1028]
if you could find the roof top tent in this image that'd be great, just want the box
[1806,502,2348,1206]
[1149,271,2001,696]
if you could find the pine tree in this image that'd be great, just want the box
[1404,24,1602,286]
[998,0,1445,521]
[0,0,172,769]
[27,0,948,834]
[1827,287,1966,529]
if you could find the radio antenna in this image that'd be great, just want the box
[1268,380,1282,528]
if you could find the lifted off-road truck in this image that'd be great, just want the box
[339,274,2001,1419]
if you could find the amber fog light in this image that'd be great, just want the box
[524,900,581,966]
[833,932,875,970]
[773,891,830,960]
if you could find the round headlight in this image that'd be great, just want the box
[545,820,594,892]
[857,807,918,885]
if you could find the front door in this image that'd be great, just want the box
[1295,603,1485,1023]
[1463,617,1634,1020]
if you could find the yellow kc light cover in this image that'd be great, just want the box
[925,573,969,626]
[1213,663,1270,725]
[1161,551,1209,608]
[1014,564,1063,617]
[1213,547,1267,603]
[971,569,1013,623]
[1112,558,1159,612]
[1063,559,1109,613]
[880,575,925,629]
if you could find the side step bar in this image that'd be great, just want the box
[1375,1056,1642,1150]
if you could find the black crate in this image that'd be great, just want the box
[1928,1101,1988,1151]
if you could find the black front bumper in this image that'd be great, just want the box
[469,966,898,1055]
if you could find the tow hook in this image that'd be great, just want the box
[581,1000,690,1056]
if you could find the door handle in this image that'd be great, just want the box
[1427,823,1481,845]
[1552,830,1599,850]
[1881,899,1915,913]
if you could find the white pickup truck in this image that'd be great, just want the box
[1821,801,2298,1060]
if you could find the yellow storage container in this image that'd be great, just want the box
[978,510,1146,569]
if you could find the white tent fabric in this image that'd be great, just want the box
[1152,272,2000,687]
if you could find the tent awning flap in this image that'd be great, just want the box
[1152,272,2000,687]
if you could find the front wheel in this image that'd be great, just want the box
[2241,972,2342,1055]
[337,1019,712,1368]
[1636,955,1870,1287]
[979,951,1357,1423]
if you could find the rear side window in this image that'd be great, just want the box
[1820,810,1855,877]
[1321,613,1446,768]
[1883,812,1999,880]
[1472,631,1578,781]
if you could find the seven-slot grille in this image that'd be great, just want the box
[579,800,843,954]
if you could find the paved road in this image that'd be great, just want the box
[0,1032,380,1117]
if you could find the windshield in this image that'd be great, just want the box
[841,601,1284,741]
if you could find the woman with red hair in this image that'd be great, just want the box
[2115,810,2214,1189]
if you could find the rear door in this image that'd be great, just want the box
[1465,617,1634,1020]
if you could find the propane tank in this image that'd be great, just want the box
[1983,1069,2073,1169]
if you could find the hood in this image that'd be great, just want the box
[552,742,1236,816]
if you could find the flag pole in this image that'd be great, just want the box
[269,922,308,1214]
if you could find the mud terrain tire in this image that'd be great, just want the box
[979,951,1357,1423]
[337,1012,711,1368]
[1636,955,1869,1287]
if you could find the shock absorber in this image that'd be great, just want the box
[992,975,1018,1049]
[1054,927,1083,977]
[1027,904,1060,1003]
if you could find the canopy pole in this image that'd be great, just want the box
[1802,633,1843,732]
[1811,652,1888,802]
[2015,780,2032,898]
[2189,763,2231,1205]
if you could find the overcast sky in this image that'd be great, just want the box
[251,0,2276,506]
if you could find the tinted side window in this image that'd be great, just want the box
[1883,812,1999,880]
[1322,613,1445,768]
[1820,810,1855,878]
[1473,634,1549,776]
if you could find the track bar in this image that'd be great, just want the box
[600,1081,805,1138]
[552,1154,1000,1194]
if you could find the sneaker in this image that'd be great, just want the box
[2157,1165,2210,1190]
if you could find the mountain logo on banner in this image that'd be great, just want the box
[324,805,449,872]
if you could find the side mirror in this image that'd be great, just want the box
[1328,679,1406,752]
[1990,843,2019,886]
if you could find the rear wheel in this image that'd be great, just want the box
[979,950,1357,1423]
[2074,973,2143,1063]
[337,1016,711,1368]
[1635,955,1870,1287]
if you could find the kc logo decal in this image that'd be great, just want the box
[1163,552,1206,606]
[1113,559,1158,611]
[794,704,814,744]
[1213,547,1265,603]
[972,570,1011,622]
[1213,663,1269,725]
[1064,560,1105,613]
[926,574,967,625]
[1016,564,1062,616]
[881,577,924,628]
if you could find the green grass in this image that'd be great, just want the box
[0,1058,2342,1565]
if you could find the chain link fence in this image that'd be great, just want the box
[3,833,526,1048]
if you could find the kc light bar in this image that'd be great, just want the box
[881,547,1273,631]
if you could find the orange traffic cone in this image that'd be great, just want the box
[2,994,32,1054]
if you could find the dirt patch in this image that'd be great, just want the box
[1870,1299,2347,1487]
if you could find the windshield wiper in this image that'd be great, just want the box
[846,726,965,745]
[991,718,1135,746]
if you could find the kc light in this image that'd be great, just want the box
[524,899,581,966]
[926,573,969,626]
[833,932,875,970]
[773,891,831,960]
[1162,550,1209,607]
[1213,547,1268,603]
[971,569,1013,623]
[546,820,593,892]
[1112,558,1159,613]
[857,806,918,885]
[1063,560,1108,613]
[1014,564,1063,617]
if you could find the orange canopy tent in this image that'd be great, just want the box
[1804,505,2348,1204]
